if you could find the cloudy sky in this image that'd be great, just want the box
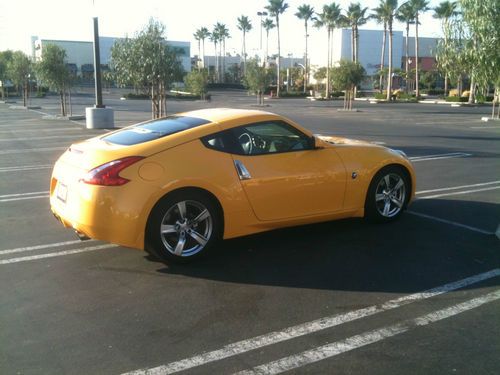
[0,0,444,65]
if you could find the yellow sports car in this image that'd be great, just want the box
[50,108,415,262]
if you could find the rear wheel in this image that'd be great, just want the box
[146,191,221,263]
[365,166,410,222]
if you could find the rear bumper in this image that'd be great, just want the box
[50,176,146,250]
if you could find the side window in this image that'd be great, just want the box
[231,121,313,156]
[201,131,243,154]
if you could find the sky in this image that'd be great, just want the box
[0,0,445,65]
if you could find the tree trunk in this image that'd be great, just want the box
[276,16,281,98]
[415,14,420,98]
[354,26,359,98]
[243,31,247,76]
[405,22,409,93]
[379,25,386,93]
[444,75,448,97]
[326,29,331,99]
[386,22,393,101]
[351,27,355,62]
[468,75,475,104]
[59,90,65,117]
[304,21,308,93]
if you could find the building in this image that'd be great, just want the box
[32,36,191,79]
[329,29,439,89]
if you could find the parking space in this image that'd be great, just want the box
[0,95,499,374]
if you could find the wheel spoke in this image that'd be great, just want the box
[391,197,403,208]
[376,193,385,202]
[161,224,177,234]
[193,209,210,224]
[392,178,404,192]
[188,230,208,246]
[174,234,186,255]
[384,175,391,189]
[177,201,187,220]
[383,201,391,216]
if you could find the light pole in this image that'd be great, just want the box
[85,0,114,129]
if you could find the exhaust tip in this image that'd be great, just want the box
[75,231,91,241]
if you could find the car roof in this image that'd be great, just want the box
[177,108,276,124]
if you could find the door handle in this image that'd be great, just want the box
[234,160,252,180]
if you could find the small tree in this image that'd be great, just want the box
[0,50,14,99]
[244,59,272,105]
[331,60,365,110]
[7,51,32,106]
[35,44,73,116]
[110,19,183,118]
[184,69,209,100]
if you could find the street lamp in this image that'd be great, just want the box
[257,11,268,51]
[85,0,114,129]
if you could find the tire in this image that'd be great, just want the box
[145,191,222,263]
[365,165,410,223]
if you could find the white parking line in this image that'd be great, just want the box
[418,186,500,199]
[0,165,52,173]
[0,191,50,202]
[416,181,500,195]
[407,211,494,235]
[409,152,471,162]
[0,240,91,255]
[0,128,81,134]
[236,289,500,375]
[122,269,500,375]
[0,147,67,155]
[0,135,82,142]
[0,244,117,265]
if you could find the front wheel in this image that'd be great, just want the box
[146,191,222,263]
[365,166,410,222]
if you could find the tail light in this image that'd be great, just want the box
[81,156,144,186]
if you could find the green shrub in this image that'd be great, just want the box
[330,91,344,98]
[123,93,149,99]
[374,93,386,99]
[445,96,468,102]
[279,91,308,98]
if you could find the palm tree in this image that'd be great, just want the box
[198,27,210,69]
[262,18,276,66]
[237,15,252,76]
[314,3,342,98]
[265,0,289,97]
[371,3,389,93]
[295,4,315,93]
[193,29,203,70]
[210,28,220,82]
[345,2,369,63]
[376,0,398,100]
[396,2,415,93]
[214,23,230,83]
[433,1,458,96]
[409,0,429,98]
[219,23,231,83]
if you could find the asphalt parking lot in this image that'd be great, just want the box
[1,91,499,375]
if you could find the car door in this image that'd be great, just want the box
[227,121,347,221]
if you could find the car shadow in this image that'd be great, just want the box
[149,199,500,294]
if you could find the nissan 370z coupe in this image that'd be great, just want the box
[50,108,415,263]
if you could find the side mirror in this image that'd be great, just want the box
[311,135,324,149]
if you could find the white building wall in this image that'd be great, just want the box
[33,37,191,75]
[331,29,404,76]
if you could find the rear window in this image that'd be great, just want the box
[102,116,210,145]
